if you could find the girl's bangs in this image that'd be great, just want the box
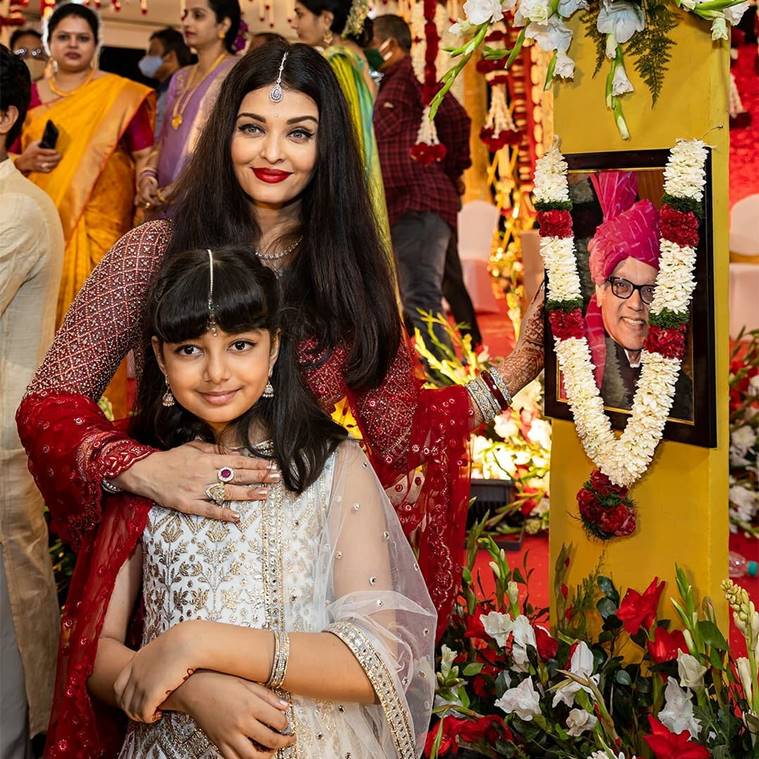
[154,262,276,343]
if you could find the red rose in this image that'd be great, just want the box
[644,715,710,759]
[660,205,700,249]
[577,486,602,523]
[645,324,687,360]
[617,578,666,635]
[537,209,573,238]
[598,505,627,534]
[534,623,559,660]
[647,626,688,663]
[548,308,584,340]
[588,469,628,499]
[410,142,447,165]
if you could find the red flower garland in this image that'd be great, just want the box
[548,308,584,340]
[480,125,522,151]
[577,469,636,539]
[659,205,700,249]
[644,324,687,360]
[410,142,447,165]
[537,209,573,238]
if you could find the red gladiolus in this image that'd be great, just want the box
[660,205,700,249]
[548,308,585,340]
[645,324,687,360]
[424,723,455,756]
[534,623,559,660]
[537,209,573,238]
[617,578,666,635]
[644,716,710,759]
[647,626,688,663]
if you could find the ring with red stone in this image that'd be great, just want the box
[217,467,235,484]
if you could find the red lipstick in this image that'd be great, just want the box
[253,168,292,184]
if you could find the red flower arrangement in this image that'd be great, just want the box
[548,308,584,340]
[479,125,522,151]
[644,716,711,759]
[536,209,573,238]
[647,625,688,663]
[577,469,636,540]
[410,142,448,165]
[659,205,700,249]
[617,577,666,635]
[644,323,687,360]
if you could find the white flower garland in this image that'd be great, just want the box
[536,141,706,487]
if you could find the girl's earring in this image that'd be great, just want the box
[323,28,334,46]
[263,379,274,399]
[218,29,226,39]
[162,378,175,407]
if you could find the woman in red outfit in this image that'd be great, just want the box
[17,42,543,756]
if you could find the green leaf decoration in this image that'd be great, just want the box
[546,298,584,313]
[697,619,728,651]
[627,0,678,105]
[649,309,689,328]
[463,662,485,676]
[662,193,704,218]
[534,200,573,212]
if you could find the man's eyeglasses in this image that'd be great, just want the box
[606,276,656,305]
[13,47,47,61]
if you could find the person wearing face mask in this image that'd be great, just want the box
[370,14,474,355]
[135,0,241,216]
[10,28,48,82]
[138,28,193,136]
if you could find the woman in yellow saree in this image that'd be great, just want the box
[291,0,390,243]
[14,2,154,416]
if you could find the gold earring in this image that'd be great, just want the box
[323,29,334,46]
[218,29,226,39]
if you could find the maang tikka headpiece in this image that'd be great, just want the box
[270,51,288,103]
[207,249,218,335]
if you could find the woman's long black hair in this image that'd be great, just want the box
[131,245,347,494]
[166,40,401,391]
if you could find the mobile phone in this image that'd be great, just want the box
[39,119,59,150]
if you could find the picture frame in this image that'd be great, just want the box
[543,149,717,448]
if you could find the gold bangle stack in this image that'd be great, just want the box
[266,630,290,689]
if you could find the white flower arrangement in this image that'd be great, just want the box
[535,141,706,489]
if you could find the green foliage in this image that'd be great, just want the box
[627,0,678,105]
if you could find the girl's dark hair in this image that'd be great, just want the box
[207,0,241,54]
[47,3,100,43]
[299,0,370,45]
[167,41,401,391]
[131,245,347,493]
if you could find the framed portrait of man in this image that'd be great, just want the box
[543,149,717,448]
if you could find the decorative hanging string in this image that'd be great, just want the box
[410,0,447,165]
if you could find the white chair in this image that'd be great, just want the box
[730,194,759,255]
[729,194,759,338]
[457,200,501,313]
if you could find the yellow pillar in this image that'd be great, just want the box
[549,16,730,625]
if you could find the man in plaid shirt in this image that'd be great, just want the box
[371,14,478,352]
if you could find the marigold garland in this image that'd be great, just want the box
[534,139,708,538]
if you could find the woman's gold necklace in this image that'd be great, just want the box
[171,52,227,130]
[48,67,96,98]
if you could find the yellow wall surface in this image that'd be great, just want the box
[549,15,730,625]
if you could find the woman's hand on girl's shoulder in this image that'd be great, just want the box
[116,441,280,520]
[170,672,295,759]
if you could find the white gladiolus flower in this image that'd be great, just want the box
[724,1,750,24]
[566,708,598,736]
[463,0,505,25]
[663,139,709,201]
[612,61,634,96]
[511,615,538,672]
[481,611,513,646]
[555,50,576,79]
[597,0,645,45]
[495,676,543,720]
[449,19,474,35]
[731,425,756,456]
[524,16,573,52]
[552,641,599,707]
[711,16,728,40]
[677,650,707,689]
[557,0,588,17]
[658,677,701,738]
[515,0,552,25]
[507,581,520,607]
